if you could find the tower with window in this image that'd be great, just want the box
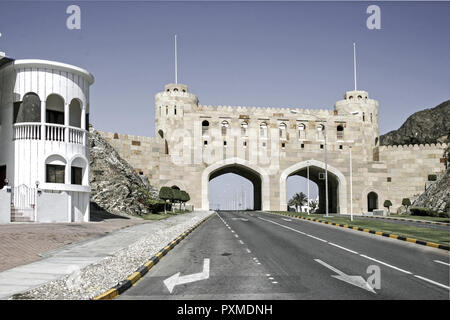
[0,57,94,222]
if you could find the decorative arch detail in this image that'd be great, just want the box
[279,159,348,213]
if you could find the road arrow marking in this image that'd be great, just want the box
[314,259,376,294]
[282,218,292,222]
[164,259,210,294]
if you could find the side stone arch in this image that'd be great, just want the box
[361,186,384,213]
[201,157,270,211]
[279,159,347,214]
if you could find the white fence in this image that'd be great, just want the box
[13,123,86,145]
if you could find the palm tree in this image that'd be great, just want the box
[309,200,318,213]
[288,192,308,212]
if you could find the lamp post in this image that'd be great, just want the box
[349,146,353,221]
[307,160,310,215]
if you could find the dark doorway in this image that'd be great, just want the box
[0,166,6,189]
[367,192,378,212]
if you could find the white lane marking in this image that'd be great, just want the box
[268,277,274,280]
[258,217,327,242]
[414,275,450,290]
[246,248,252,253]
[266,274,271,276]
[434,260,450,267]
[282,218,292,222]
[359,255,412,274]
[239,240,244,245]
[234,234,239,238]
[329,242,359,255]
[164,258,210,294]
[305,234,327,243]
[272,281,278,284]
[315,259,376,293]
[231,230,235,233]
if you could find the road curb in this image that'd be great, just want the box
[360,215,449,226]
[269,212,450,251]
[92,214,213,300]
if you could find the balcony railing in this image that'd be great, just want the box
[13,123,87,145]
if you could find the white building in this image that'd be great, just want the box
[0,53,94,223]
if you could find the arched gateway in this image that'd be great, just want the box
[98,82,448,215]
[201,158,270,211]
[280,159,347,214]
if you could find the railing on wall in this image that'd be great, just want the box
[13,123,87,145]
[11,184,36,221]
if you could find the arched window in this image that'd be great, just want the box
[158,130,164,139]
[166,106,168,115]
[46,94,65,125]
[349,96,353,100]
[221,120,229,136]
[174,105,177,115]
[69,99,82,128]
[260,122,267,138]
[71,157,87,185]
[316,124,325,140]
[14,92,41,123]
[298,123,306,140]
[279,123,287,140]
[357,95,362,99]
[45,154,66,184]
[202,120,209,136]
[363,112,366,122]
[336,125,344,140]
[241,121,248,136]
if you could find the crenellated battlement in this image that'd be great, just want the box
[196,104,334,117]
[379,143,448,150]
[98,130,159,144]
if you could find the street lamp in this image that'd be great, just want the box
[290,109,359,217]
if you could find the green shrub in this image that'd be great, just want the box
[437,211,449,218]
[427,174,437,181]
[409,207,438,217]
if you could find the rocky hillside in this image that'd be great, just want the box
[89,127,159,217]
[380,100,449,214]
[380,100,450,146]
[412,168,449,214]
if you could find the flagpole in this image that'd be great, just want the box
[175,34,178,84]
[353,42,357,91]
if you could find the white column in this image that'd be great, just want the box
[64,103,69,142]
[41,101,46,140]
[81,107,86,146]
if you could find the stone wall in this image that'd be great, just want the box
[379,143,447,210]
[99,131,162,188]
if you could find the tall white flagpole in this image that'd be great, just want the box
[353,42,357,91]
[175,34,178,84]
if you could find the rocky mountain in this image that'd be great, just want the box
[380,100,450,146]
[89,127,159,217]
[380,100,449,214]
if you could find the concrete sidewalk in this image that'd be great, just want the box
[0,211,212,299]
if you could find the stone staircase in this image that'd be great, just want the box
[11,208,33,222]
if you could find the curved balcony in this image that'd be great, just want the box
[13,122,87,145]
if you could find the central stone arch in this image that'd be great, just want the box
[280,159,347,214]
[201,157,270,211]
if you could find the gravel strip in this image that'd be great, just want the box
[16,211,214,300]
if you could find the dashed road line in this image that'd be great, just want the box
[257,215,449,291]
[414,275,450,290]
[434,260,450,267]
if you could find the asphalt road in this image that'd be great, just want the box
[119,211,450,300]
